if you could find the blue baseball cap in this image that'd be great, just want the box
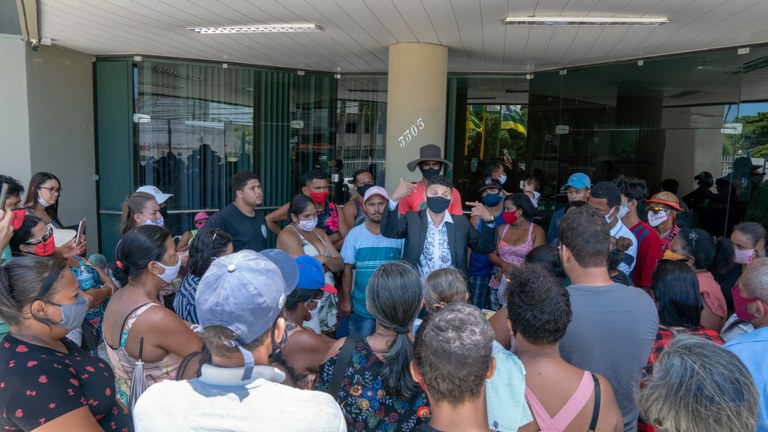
[295,255,337,294]
[197,249,298,343]
[561,173,591,191]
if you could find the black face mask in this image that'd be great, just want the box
[357,183,373,198]
[426,196,451,214]
[420,167,441,180]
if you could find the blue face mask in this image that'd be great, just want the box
[144,216,164,227]
[482,192,502,207]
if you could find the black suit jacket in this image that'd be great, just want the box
[381,205,496,276]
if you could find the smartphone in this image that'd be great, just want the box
[75,218,86,249]
[0,183,8,210]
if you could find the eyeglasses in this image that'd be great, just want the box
[39,186,62,194]
[305,298,321,309]
[194,219,209,226]
[25,226,54,245]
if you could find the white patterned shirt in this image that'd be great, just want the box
[419,212,453,278]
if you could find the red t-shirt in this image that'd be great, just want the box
[397,182,464,216]
[630,221,663,288]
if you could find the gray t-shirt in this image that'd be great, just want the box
[559,283,658,432]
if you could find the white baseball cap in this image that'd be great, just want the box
[136,185,173,204]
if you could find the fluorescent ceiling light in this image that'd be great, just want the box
[189,24,322,34]
[505,16,668,26]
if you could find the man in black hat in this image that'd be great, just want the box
[396,144,464,216]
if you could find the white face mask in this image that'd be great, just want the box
[143,215,164,227]
[617,203,630,220]
[648,210,669,227]
[152,255,181,283]
[604,208,616,225]
[306,300,321,320]
[37,196,52,208]
[297,218,318,232]
[499,175,507,185]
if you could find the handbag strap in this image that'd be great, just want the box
[588,372,601,432]
[326,336,358,400]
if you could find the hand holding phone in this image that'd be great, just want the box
[75,218,86,250]
[0,183,8,211]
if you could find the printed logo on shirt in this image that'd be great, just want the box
[261,225,268,238]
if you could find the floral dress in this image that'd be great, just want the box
[316,338,431,432]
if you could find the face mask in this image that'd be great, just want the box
[420,167,440,180]
[297,218,318,232]
[734,248,755,265]
[617,203,630,220]
[662,250,688,261]
[604,208,616,225]
[308,191,328,205]
[502,210,519,225]
[144,215,165,227]
[37,196,52,208]
[306,300,320,321]
[499,175,507,185]
[648,210,668,227]
[426,196,450,214]
[482,193,502,207]
[32,236,56,256]
[47,293,89,332]
[152,255,181,283]
[732,285,759,321]
[357,184,373,198]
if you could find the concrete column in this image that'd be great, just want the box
[0,35,33,183]
[385,43,448,191]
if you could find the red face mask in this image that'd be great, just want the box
[732,284,759,321]
[502,210,519,225]
[28,235,56,257]
[308,191,328,205]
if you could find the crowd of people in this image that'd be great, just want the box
[0,142,766,432]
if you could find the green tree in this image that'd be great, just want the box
[724,112,768,157]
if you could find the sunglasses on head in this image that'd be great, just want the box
[25,226,53,245]
[648,206,670,214]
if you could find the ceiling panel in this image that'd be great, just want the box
[30,0,768,74]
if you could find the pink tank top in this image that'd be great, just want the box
[525,370,598,432]
[490,223,535,289]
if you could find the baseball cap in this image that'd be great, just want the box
[363,186,389,202]
[295,255,337,294]
[646,191,683,211]
[196,249,298,379]
[193,211,210,223]
[479,177,503,192]
[561,173,591,191]
[136,185,173,204]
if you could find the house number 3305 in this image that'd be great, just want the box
[398,118,425,147]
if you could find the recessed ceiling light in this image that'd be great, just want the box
[504,16,668,26]
[188,24,322,34]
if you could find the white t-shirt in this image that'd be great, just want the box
[133,364,346,432]
[610,220,638,276]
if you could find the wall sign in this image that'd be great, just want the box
[398,117,425,147]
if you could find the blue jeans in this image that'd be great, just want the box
[347,313,376,338]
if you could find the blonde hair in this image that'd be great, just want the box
[119,192,157,234]
[425,268,469,314]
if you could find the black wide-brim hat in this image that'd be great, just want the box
[406,144,453,172]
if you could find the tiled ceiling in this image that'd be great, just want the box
[37,0,768,73]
